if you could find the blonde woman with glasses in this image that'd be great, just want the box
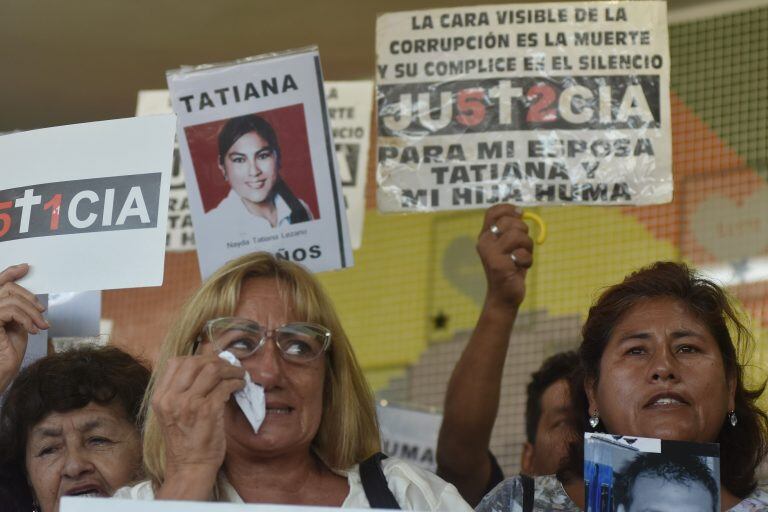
[115,252,470,510]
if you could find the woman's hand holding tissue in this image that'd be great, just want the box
[151,354,245,500]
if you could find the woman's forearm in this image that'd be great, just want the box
[156,467,217,501]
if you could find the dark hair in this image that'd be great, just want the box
[613,453,718,512]
[564,262,768,498]
[0,464,33,512]
[218,114,281,169]
[0,346,150,481]
[525,351,579,443]
[217,114,309,224]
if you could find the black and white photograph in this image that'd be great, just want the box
[584,433,720,512]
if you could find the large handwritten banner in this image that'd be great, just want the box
[376,2,672,210]
[0,116,176,293]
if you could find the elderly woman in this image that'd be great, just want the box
[115,252,471,510]
[0,265,149,512]
[0,264,151,512]
[477,262,768,511]
[0,346,149,512]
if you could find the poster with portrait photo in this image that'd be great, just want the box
[137,84,372,252]
[167,47,353,278]
[584,433,720,512]
[185,104,320,222]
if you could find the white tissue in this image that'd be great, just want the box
[218,350,266,434]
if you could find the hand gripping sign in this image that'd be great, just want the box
[0,116,176,294]
[167,47,353,278]
[376,1,672,211]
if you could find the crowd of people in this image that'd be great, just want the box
[1,204,767,511]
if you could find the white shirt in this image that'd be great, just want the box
[202,189,309,235]
[192,187,314,278]
[113,457,472,511]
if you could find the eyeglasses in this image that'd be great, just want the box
[196,317,331,363]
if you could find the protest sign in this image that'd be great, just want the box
[48,291,101,338]
[0,295,46,406]
[376,1,672,210]
[0,116,176,294]
[21,295,49,368]
[21,329,48,367]
[377,402,442,472]
[138,82,372,252]
[168,48,353,278]
[584,433,720,511]
[136,90,194,252]
[326,81,373,250]
[62,498,384,512]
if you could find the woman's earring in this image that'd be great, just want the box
[729,410,738,427]
[589,410,600,429]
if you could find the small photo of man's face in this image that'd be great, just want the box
[618,474,714,512]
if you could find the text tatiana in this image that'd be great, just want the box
[177,74,299,113]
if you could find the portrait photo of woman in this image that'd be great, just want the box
[214,114,313,228]
[186,105,320,235]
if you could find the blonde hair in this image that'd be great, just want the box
[141,252,381,486]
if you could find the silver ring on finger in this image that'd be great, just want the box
[510,253,518,266]
[490,224,501,237]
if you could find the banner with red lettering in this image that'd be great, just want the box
[0,116,176,293]
[375,1,672,210]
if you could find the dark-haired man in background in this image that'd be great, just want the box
[520,351,579,477]
[436,205,578,506]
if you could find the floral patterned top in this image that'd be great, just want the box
[475,475,768,512]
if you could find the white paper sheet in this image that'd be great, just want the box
[62,498,381,512]
[0,115,177,293]
[376,402,442,473]
[48,291,101,338]
[137,83,373,253]
[136,91,195,252]
[167,48,353,277]
[21,294,49,368]
[218,350,266,434]
[324,81,373,250]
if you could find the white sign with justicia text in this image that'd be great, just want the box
[0,116,176,293]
